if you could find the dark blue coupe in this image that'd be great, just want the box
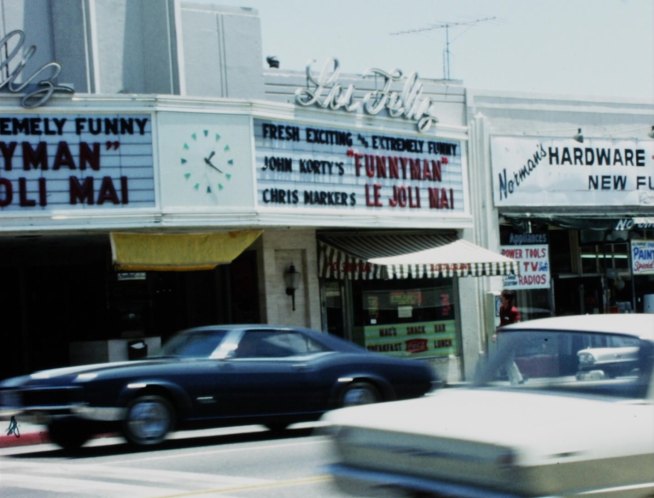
[0,325,436,450]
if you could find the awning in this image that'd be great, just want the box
[111,230,262,271]
[318,232,518,280]
[370,239,520,279]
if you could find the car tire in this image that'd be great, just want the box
[47,417,92,451]
[123,394,174,447]
[339,381,381,407]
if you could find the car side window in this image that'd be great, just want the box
[235,330,328,358]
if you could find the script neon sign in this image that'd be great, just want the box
[295,58,438,133]
[0,30,74,108]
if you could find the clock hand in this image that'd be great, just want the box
[204,155,223,173]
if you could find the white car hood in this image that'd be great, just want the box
[324,388,654,466]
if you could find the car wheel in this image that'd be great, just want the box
[123,394,174,447]
[339,381,381,407]
[47,417,92,451]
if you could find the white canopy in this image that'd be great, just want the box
[369,239,519,279]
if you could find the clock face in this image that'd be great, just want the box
[180,129,234,199]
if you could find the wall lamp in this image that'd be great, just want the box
[284,264,300,311]
[573,128,584,143]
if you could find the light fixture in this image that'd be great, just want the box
[266,56,279,69]
[648,125,654,139]
[573,128,584,143]
[283,264,300,311]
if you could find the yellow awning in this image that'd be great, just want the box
[110,230,262,271]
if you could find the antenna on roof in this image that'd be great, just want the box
[391,17,496,80]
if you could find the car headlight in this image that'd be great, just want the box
[578,352,595,365]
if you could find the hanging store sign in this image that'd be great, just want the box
[0,114,155,211]
[491,136,654,207]
[0,30,74,108]
[501,233,550,289]
[632,240,654,275]
[255,119,465,218]
[295,58,439,132]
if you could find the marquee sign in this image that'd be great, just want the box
[295,58,439,132]
[0,114,155,211]
[491,136,654,207]
[0,30,74,108]
[255,119,465,219]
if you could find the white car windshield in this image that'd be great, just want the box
[476,330,652,399]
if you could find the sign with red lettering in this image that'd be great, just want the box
[632,240,654,275]
[255,119,466,224]
[501,244,550,289]
[363,320,457,358]
[0,114,154,212]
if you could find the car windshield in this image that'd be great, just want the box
[475,329,652,399]
[157,329,228,358]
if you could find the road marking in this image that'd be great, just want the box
[0,461,271,496]
[157,474,333,497]
[111,436,330,465]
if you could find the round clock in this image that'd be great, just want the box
[180,129,234,199]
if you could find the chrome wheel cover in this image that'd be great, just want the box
[126,398,171,444]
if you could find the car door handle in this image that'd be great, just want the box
[292,363,308,370]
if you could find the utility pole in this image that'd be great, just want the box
[391,17,496,80]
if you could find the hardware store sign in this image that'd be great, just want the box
[0,114,154,211]
[491,136,654,207]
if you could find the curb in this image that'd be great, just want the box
[0,430,49,448]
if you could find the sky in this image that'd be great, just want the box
[208,0,653,101]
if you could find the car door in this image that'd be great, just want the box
[212,329,325,418]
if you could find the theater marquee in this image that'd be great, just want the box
[0,114,154,212]
[254,119,466,220]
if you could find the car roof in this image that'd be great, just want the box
[500,314,654,341]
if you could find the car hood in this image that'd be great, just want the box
[323,387,654,466]
[0,359,173,387]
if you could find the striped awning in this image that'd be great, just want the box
[318,232,519,280]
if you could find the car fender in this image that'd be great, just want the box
[329,373,396,407]
[117,379,193,417]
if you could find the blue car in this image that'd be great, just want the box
[0,324,436,450]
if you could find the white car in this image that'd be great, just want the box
[323,314,654,498]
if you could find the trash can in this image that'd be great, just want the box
[127,339,148,360]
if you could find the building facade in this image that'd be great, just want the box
[467,91,654,352]
[1,1,651,383]
[1,0,519,382]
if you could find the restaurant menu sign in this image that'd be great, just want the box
[501,233,551,289]
[491,136,654,207]
[363,320,457,359]
[255,119,465,218]
[0,114,155,211]
[632,240,654,275]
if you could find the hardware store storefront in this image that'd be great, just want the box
[467,92,654,342]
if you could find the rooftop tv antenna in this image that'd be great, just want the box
[391,17,496,80]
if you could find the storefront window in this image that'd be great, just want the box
[351,279,457,359]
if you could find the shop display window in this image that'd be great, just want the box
[351,279,457,359]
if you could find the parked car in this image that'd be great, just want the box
[323,314,654,498]
[0,325,436,450]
